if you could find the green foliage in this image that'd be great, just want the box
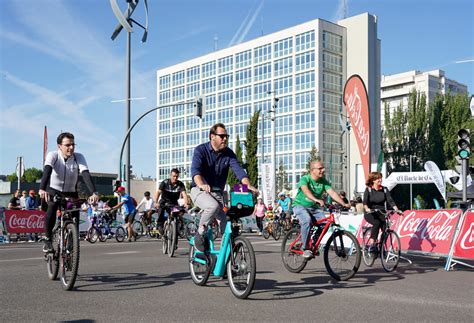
[244,110,260,187]
[276,159,291,192]
[227,135,242,187]
[6,167,43,183]
[303,145,320,175]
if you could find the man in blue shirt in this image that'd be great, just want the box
[276,192,292,219]
[112,186,137,242]
[191,123,258,251]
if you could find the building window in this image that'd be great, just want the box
[322,31,342,54]
[186,131,201,146]
[295,112,315,130]
[295,132,315,150]
[218,73,233,90]
[159,75,171,89]
[186,66,200,83]
[186,82,200,99]
[274,57,293,77]
[276,95,292,114]
[159,136,171,149]
[274,37,293,58]
[173,104,185,117]
[275,115,293,133]
[235,86,252,104]
[172,70,185,86]
[172,118,185,133]
[159,120,171,134]
[236,68,251,87]
[236,50,252,69]
[159,151,170,164]
[295,152,308,169]
[322,72,342,92]
[274,76,293,96]
[296,30,315,52]
[172,86,185,102]
[218,90,233,107]
[323,52,343,73]
[254,62,271,82]
[159,90,170,105]
[296,71,315,92]
[218,107,233,124]
[202,61,216,78]
[277,153,293,170]
[159,106,171,119]
[202,77,216,94]
[235,104,252,122]
[275,134,293,152]
[186,115,200,130]
[322,111,340,131]
[295,51,315,72]
[254,43,271,64]
[218,55,233,74]
[296,91,315,111]
[254,81,271,100]
[235,123,248,140]
[172,149,185,164]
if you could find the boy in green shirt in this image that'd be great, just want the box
[293,160,351,258]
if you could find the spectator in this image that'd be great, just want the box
[19,190,28,209]
[252,198,266,235]
[355,196,364,214]
[25,190,39,242]
[8,190,21,210]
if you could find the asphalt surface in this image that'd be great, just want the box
[0,234,473,322]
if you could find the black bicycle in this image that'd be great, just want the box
[361,210,402,272]
[45,195,83,290]
[162,204,186,257]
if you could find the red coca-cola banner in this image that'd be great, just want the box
[343,75,371,181]
[355,212,403,245]
[451,211,474,259]
[397,209,462,255]
[4,210,46,234]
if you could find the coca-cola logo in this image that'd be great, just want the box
[398,210,459,241]
[459,222,474,250]
[8,213,45,229]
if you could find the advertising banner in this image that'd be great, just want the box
[344,75,371,181]
[4,210,46,234]
[260,163,275,207]
[397,209,462,255]
[424,161,446,201]
[451,210,474,259]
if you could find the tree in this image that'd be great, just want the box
[244,110,260,187]
[7,167,43,183]
[276,159,291,192]
[227,135,242,187]
[303,145,320,175]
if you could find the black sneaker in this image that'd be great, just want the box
[42,239,53,253]
[193,233,208,252]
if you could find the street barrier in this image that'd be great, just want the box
[445,209,474,271]
[4,210,46,234]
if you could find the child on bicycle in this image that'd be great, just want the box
[363,172,401,251]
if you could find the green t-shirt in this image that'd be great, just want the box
[293,174,332,208]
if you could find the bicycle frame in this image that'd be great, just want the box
[192,221,233,277]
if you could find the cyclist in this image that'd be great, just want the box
[39,132,99,253]
[111,186,137,242]
[276,192,292,220]
[137,191,155,228]
[190,123,258,252]
[363,171,401,251]
[154,168,189,232]
[292,160,351,258]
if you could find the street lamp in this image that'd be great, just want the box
[267,91,279,202]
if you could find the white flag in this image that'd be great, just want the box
[424,161,446,201]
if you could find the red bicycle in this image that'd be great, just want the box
[281,206,361,281]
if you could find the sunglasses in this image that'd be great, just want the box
[61,143,76,148]
[214,133,229,139]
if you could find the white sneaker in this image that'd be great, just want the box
[27,239,34,243]
[303,249,313,259]
[258,232,262,236]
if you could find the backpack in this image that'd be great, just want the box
[132,197,138,207]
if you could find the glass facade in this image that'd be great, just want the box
[156,24,346,191]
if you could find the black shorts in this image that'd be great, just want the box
[125,210,137,224]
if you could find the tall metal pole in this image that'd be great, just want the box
[462,159,467,202]
[261,111,264,163]
[125,6,132,194]
[270,95,277,202]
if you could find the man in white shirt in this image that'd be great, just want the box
[137,191,155,227]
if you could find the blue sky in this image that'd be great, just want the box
[1,0,473,179]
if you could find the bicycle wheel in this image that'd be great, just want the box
[115,227,125,242]
[227,236,256,299]
[168,221,177,257]
[381,231,401,272]
[362,227,376,267]
[211,221,219,240]
[132,221,143,240]
[262,228,270,239]
[60,223,80,291]
[178,221,186,239]
[272,224,282,241]
[188,244,211,286]
[87,227,98,243]
[281,228,307,273]
[162,222,169,254]
[46,232,59,280]
[324,230,361,281]
[98,226,107,242]
[185,221,197,241]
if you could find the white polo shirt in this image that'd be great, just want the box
[44,150,89,192]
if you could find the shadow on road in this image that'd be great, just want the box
[74,271,189,292]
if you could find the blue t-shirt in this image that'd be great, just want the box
[278,197,292,212]
[121,194,136,215]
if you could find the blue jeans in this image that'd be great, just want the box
[293,205,325,249]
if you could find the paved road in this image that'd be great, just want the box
[0,234,472,322]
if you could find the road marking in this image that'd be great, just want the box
[103,251,139,255]
[251,240,281,246]
[0,257,43,263]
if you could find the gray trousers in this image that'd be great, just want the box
[190,187,226,235]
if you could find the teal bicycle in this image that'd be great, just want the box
[188,191,256,299]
